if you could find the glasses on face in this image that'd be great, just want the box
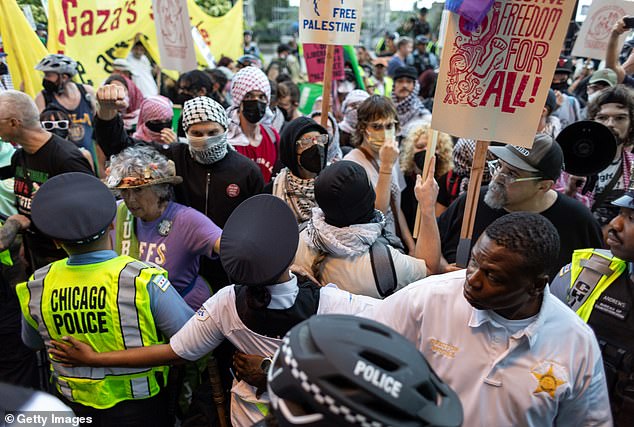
[145,120,172,132]
[487,160,543,184]
[41,120,70,131]
[368,121,397,131]
[296,134,328,150]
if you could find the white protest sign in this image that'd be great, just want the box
[299,0,363,46]
[152,0,197,72]
[431,0,575,148]
[191,26,215,68]
[571,0,634,60]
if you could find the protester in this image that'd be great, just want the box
[104,74,143,132]
[265,315,463,427]
[276,80,302,123]
[227,66,279,183]
[243,30,261,58]
[438,134,604,278]
[366,212,612,425]
[294,160,440,297]
[551,57,582,128]
[0,90,94,270]
[391,65,432,137]
[266,44,302,83]
[338,89,370,148]
[127,40,159,97]
[607,17,634,88]
[400,122,453,221]
[344,95,414,253]
[412,7,431,38]
[269,117,328,224]
[16,172,194,425]
[106,145,222,310]
[551,189,634,426]
[49,195,377,427]
[557,85,634,227]
[0,52,13,93]
[95,88,263,290]
[387,37,413,78]
[34,54,96,153]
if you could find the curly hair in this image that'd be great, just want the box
[586,84,634,144]
[352,95,399,147]
[400,122,453,177]
[106,145,175,203]
[484,212,560,278]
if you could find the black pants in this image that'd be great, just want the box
[57,389,169,427]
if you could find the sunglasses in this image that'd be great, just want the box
[41,120,70,131]
[145,120,172,132]
[296,134,328,150]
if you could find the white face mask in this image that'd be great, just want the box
[587,91,601,104]
[187,131,228,164]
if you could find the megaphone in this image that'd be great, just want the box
[555,120,617,176]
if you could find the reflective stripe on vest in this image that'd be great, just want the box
[569,249,627,322]
[18,256,169,409]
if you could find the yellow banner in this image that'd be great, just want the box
[47,0,243,87]
[0,0,49,97]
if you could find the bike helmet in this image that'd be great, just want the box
[267,315,463,427]
[236,54,262,69]
[35,54,78,77]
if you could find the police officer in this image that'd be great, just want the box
[551,188,634,426]
[15,172,193,427]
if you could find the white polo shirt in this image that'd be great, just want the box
[169,275,378,427]
[364,270,612,427]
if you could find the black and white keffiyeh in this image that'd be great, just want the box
[182,96,228,130]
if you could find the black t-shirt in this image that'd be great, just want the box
[10,134,94,268]
[438,187,604,279]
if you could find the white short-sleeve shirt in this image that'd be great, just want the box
[363,270,612,427]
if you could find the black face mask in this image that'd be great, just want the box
[0,62,8,76]
[242,99,267,124]
[145,120,172,132]
[176,92,194,105]
[42,78,62,94]
[299,144,326,174]
[414,150,426,170]
[551,82,569,92]
[50,128,69,139]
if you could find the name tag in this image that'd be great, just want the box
[594,295,630,321]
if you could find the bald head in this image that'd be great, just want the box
[0,90,41,129]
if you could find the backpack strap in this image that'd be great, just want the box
[369,239,398,298]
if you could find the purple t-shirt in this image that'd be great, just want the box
[125,201,221,310]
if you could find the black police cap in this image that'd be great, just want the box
[220,195,299,286]
[31,172,116,245]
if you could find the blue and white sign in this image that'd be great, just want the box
[299,0,364,45]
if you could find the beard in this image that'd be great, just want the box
[484,180,508,210]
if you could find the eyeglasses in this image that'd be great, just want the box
[296,134,328,150]
[41,120,70,131]
[368,121,397,131]
[487,160,543,184]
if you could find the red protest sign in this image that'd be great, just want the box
[303,43,345,83]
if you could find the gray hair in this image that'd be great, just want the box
[0,90,41,129]
[107,145,175,202]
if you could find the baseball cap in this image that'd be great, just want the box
[488,134,564,181]
[555,57,574,75]
[589,68,617,87]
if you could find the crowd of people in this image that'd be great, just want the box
[1,6,634,427]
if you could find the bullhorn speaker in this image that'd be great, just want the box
[555,120,617,176]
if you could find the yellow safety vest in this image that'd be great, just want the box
[16,255,169,409]
[569,249,627,322]
[374,77,393,97]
